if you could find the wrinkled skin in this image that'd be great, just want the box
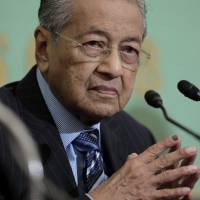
[36,0,144,124]
[34,0,200,199]
[91,137,200,200]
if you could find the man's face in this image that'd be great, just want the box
[38,0,144,123]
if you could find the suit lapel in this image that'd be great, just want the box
[101,116,127,177]
[15,66,79,196]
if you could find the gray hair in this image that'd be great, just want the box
[38,0,147,38]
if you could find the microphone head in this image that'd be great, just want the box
[144,90,163,108]
[177,80,200,101]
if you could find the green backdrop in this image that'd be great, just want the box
[1,0,200,195]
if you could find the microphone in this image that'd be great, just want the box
[0,101,45,200]
[177,80,200,101]
[0,101,74,200]
[144,90,200,141]
[0,101,72,200]
[144,90,163,108]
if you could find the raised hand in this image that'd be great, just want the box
[90,136,199,200]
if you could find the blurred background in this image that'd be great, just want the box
[0,0,200,198]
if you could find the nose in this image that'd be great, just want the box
[96,48,123,78]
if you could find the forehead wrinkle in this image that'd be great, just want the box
[74,26,111,40]
[105,0,137,4]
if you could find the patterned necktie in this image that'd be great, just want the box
[73,129,104,191]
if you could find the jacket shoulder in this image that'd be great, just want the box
[0,81,21,113]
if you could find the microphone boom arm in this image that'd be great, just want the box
[160,105,200,141]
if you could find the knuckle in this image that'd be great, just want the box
[146,146,158,157]
[175,188,190,196]
[181,165,194,174]
[155,171,169,185]
[149,137,175,154]
[160,170,169,180]
[160,188,190,198]
[159,189,171,198]
[157,155,169,169]
[146,142,165,157]
[157,141,168,150]
[179,167,188,175]
[125,157,141,170]
[177,148,186,156]
[145,137,177,158]
[163,136,175,147]
[127,153,138,160]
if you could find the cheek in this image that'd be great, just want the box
[57,68,88,96]
[120,71,137,104]
[49,49,90,88]
[49,59,96,104]
[48,68,89,115]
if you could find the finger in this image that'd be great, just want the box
[165,136,181,170]
[176,154,198,189]
[149,147,197,172]
[139,135,179,163]
[181,168,200,189]
[182,192,192,200]
[152,166,198,186]
[180,153,197,167]
[158,137,181,189]
[154,187,191,200]
[168,135,181,153]
[163,146,197,190]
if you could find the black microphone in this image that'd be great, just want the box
[144,90,163,108]
[145,90,200,141]
[177,80,200,101]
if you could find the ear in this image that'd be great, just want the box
[34,26,52,73]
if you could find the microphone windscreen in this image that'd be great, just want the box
[177,80,200,101]
[144,90,163,108]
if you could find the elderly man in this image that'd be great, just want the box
[0,0,199,200]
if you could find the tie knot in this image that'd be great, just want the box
[73,129,100,152]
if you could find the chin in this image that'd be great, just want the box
[76,102,120,124]
[66,93,126,123]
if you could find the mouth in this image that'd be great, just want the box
[88,85,119,98]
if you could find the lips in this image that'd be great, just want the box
[89,85,118,97]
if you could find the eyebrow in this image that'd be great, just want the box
[75,26,111,39]
[121,37,142,45]
[75,26,142,44]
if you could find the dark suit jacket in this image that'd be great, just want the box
[0,66,155,200]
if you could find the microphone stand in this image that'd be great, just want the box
[159,105,200,141]
[0,101,75,200]
[0,101,45,200]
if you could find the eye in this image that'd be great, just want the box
[121,46,139,55]
[83,40,105,49]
